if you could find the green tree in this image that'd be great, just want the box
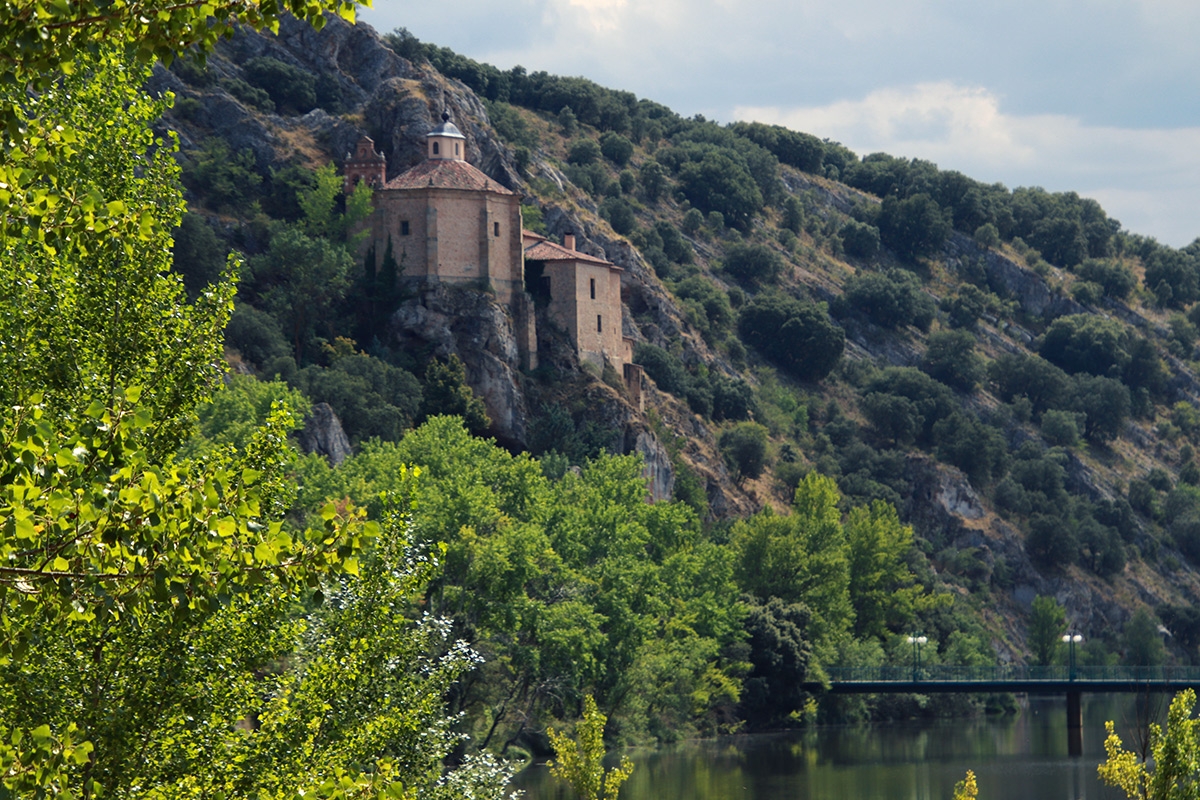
[183,137,264,214]
[1071,374,1132,443]
[1028,595,1067,666]
[599,131,634,166]
[860,391,924,447]
[419,354,491,435]
[741,598,814,727]
[0,51,234,455]
[640,160,667,202]
[250,225,355,362]
[1040,314,1130,377]
[782,195,804,234]
[1077,258,1137,301]
[731,473,853,649]
[1123,608,1167,666]
[878,193,951,261]
[974,223,1000,249]
[723,242,784,285]
[548,695,634,800]
[987,354,1072,418]
[1041,409,1084,448]
[942,285,991,329]
[840,269,936,331]
[677,151,764,231]
[738,294,845,382]
[720,421,770,481]
[840,220,881,259]
[845,501,917,639]
[921,330,983,391]
[559,105,579,134]
[1,39,514,800]
[171,212,227,297]
[568,138,602,165]
[243,55,317,113]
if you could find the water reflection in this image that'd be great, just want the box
[514,695,1160,799]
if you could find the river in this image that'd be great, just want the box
[512,695,1163,799]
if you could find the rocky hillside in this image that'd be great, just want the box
[157,14,1200,668]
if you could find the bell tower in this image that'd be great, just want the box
[426,111,466,161]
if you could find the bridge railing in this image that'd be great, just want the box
[824,665,1200,684]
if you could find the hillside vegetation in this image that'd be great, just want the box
[150,14,1200,747]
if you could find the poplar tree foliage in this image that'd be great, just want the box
[1028,595,1067,666]
[1099,688,1200,800]
[0,6,521,798]
[548,695,634,800]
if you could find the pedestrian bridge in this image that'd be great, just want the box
[808,665,1200,756]
[813,665,1200,694]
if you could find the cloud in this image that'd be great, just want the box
[736,83,1200,246]
[354,2,1200,245]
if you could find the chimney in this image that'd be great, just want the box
[564,232,576,251]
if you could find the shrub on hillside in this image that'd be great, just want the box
[720,422,770,481]
[723,243,783,286]
[839,269,935,331]
[738,294,844,382]
[599,131,634,166]
[877,193,951,262]
[840,220,880,259]
[920,330,983,392]
[567,138,602,165]
[243,56,317,113]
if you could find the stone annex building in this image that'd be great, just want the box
[343,114,642,407]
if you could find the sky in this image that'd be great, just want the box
[358,0,1200,247]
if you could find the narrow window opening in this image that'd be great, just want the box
[455,142,460,156]
[597,314,603,333]
[590,278,596,299]
[494,221,500,237]
[433,141,440,155]
[400,220,410,236]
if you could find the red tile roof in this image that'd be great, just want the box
[524,239,617,267]
[383,159,516,195]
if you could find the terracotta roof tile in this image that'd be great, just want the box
[524,239,616,267]
[383,159,515,195]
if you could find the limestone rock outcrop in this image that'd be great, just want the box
[298,402,353,466]
[390,284,530,448]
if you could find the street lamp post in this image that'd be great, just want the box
[1062,632,1084,757]
[907,635,927,683]
[1062,633,1083,680]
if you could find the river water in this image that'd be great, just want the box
[513,695,1163,799]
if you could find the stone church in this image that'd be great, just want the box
[343,114,642,404]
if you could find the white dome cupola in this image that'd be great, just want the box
[426,111,466,161]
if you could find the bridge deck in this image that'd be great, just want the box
[815,666,1200,694]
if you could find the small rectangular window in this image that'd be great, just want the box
[400,220,410,236]
[597,314,603,333]
[590,278,596,299]
[494,221,500,237]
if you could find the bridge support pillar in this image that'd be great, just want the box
[1067,690,1082,757]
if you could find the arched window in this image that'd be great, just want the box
[455,142,460,156]
[433,141,440,155]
